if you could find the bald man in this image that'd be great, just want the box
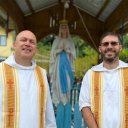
[0,30,56,128]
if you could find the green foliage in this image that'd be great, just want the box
[119,34,128,62]
[34,42,51,72]
[119,49,128,62]
[122,35,128,48]
[37,42,51,52]
[72,36,87,57]
[75,47,98,79]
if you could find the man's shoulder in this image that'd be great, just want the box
[83,63,102,76]
[91,63,103,71]
[119,60,128,68]
[36,66,47,73]
[0,62,11,67]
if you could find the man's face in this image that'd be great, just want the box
[13,31,37,60]
[99,35,122,63]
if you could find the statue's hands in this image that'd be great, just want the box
[55,48,63,54]
[65,48,71,54]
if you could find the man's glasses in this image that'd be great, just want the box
[100,41,119,47]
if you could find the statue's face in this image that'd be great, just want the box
[59,24,69,38]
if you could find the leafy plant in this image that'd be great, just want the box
[119,34,128,62]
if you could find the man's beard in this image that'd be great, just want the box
[101,49,119,63]
[104,57,117,63]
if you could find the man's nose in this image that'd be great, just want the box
[25,40,31,45]
[107,43,113,48]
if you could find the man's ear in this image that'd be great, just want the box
[120,45,122,51]
[99,46,101,53]
[13,42,16,49]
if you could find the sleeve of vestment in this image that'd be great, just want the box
[44,71,57,128]
[79,70,91,111]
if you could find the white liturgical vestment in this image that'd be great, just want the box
[79,60,128,128]
[0,54,56,128]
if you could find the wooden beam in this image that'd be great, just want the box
[25,0,35,14]
[23,4,104,50]
[0,0,24,31]
[105,0,128,32]
[96,0,110,18]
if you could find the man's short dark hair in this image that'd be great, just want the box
[100,32,122,44]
